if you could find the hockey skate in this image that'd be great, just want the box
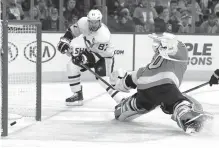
[183,111,213,134]
[173,100,214,134]
[178,110,214,134]
[66,89,83,106]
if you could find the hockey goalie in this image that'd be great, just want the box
[110,32,213,134]
[57,9,123,106]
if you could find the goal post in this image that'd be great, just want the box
[1,20,42,137]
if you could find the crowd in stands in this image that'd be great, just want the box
[4,0,219,33]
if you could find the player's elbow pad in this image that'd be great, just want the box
[125,74,137,89]
[63,28,75,41]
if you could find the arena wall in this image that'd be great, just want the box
[9,33,217,82]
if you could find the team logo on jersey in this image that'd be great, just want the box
[8,42,18,63]
[24,41,56,63]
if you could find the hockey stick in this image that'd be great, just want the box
[65,45,114,90]
[79,37,115,90]
[80,56,209,94]
[80,63,115,90]
[182,82,209,93]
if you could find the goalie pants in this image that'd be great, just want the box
[134,84,203,114]
[67,52,114,93]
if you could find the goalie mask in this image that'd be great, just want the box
[149,32,178,56]
[87,9,103,32]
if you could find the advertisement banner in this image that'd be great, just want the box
[110,34,133,71]
[135,35,219,71]
[8,33,133,81]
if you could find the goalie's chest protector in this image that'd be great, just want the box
[136,41,188,90]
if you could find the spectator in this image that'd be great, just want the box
[154,6,169,33]
[17,0,30,18]
[107,12,121,32]
[180,8,192,26]
[214,1,219,23]
[155,0,169,7]
[199,14,219,33]
[168,16,181,33]
[133,0,155,33]
[48,7,59,31]
[112,0,124,17]
[178,13,192,33]
[123,0,138,16]
[35,0,49,20]
[35,0,50,30]
[119,8,135,32]
[149,0,158,18]
[63,0,80,29]
[209,0,219,14]
[187,1,203,27]
[7,0,24,20]
[169,0,181,23]
[178,0,187,11]
[23,6,40,20]
[108,8,135,32]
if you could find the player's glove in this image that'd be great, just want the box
[57,37,71,54]
[72,52,88,66]
[209,69,219,86]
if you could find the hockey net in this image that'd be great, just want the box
[1,21,42,136]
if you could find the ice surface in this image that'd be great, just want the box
[1,81,219,148]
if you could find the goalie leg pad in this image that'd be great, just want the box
[114,93,148,121]
[172,99,213,133]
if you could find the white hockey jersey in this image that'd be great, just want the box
[69,17,114,58]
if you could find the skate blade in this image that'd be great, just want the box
[185,113,214,135]
[66,101,83,106]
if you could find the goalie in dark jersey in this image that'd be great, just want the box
[110,32,213,134]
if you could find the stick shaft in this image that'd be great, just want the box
[183,82,209,93]
[80,64,115,90]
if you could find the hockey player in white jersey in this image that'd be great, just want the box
[57,9,121,106]
[110,32,213,134]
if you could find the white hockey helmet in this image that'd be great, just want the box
[87,9,103,31]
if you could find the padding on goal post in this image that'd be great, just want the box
[1,20,42,137]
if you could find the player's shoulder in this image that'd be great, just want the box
[94,24,111,43]
[77,17,88,25]
[77,17,89,32]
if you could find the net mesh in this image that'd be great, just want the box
[8,24,37,118]
[1,21,40,136]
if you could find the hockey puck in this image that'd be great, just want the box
[10,121,17,126]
